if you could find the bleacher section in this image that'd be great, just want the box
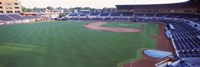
[89,12,100,16]
[145,13,156,17]
[68,17,79,20]
[0,14,15,21]
[100,12,111,16]
[91,18,104,20]
[104,17,112,21]
[169,21,200,58]
[155,13,167,17]
[0,14,41,25]
[122,12,133,17]
[24,16,35,19]
[63,12,200,24]
[68,12,79,16]
[8,14,25,20]
[134,13,144,17]
[111,12,121,16]
[79,13,89,16]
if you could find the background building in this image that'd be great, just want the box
[0,0,22,14]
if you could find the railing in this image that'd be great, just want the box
[155,55,173,67]
[169,30,180,57]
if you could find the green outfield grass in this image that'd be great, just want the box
[0,21,158,67]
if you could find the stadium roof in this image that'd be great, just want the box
[116,0,200,10]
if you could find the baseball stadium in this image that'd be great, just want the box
[0,0,200,67]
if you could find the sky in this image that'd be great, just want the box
[20,0,189,8]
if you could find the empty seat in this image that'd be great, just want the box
[8,14,25,20]
[0,14,15,21]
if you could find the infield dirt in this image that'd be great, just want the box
[84,22,142,33]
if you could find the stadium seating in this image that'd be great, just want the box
[24,16,35,19]
[79,12,89,16]
[155,13,167,17]
[112,17,120,21]
[120,18,129,21]
[104,17,112,21]
[90,12,100,16]
[79,18,90,20]
[134,13,145,17]
[167,21,200,58]
[111,12,121,16]
[145,13,156,17]
[8,14,25,20]
[68,12,79,16]
[0,14,15,21]
[63,12,200,25]
[91,18,103,20]
[122,12,134,16]
[61,17,68,20]
[100,12,111,16]
[68,17,79,20]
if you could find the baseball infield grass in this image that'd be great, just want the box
[0,21,158,67]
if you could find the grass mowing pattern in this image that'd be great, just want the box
[0,21,158,67]
[103,22,141,28]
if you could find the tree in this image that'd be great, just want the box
[47,6,54,10]
[59,13,67,18]
[33,7,38,12]
[27,8,33,12]
[22,6,27,12]
[56,7,63,10]
[73,7,82,11]
[22,6,33,12]
[83,7,91,10]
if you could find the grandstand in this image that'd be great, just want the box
[0,0,200,67]
[0,14,42,24]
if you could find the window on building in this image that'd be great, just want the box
[6,11,13,13]
[15,7,19,9]
[6,7,12,9]
[0,6,2,9]
[14,3,18,5]
[0,11,3,13]
[15,11,21,13]
[0,2,2,4]
[5,3,12,5]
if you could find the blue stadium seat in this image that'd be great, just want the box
[111,12,121,16]
[0,14,15,21]
[68,12,79,16]
[23,16,35,19]
[90,12,100,16]
[61,17,68,20]
[8,14,25,20]
[122,12,134,16]
[104,17,112,20]
[100,12,111,16]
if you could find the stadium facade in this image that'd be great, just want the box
[116,0,200,14]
